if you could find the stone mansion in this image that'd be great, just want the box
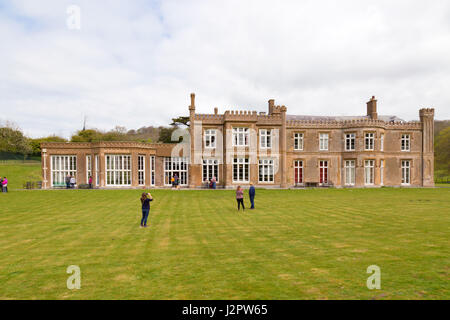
[41,93,435,189]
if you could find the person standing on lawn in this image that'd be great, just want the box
[249,183,255,209]
[2,177,8,193]
[0,177,3,192]
[65,174,71,189]
[88,176,93,189]
[70,176,76,189]
[236,186,245,211]
[140,192,153,228]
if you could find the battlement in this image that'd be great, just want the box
[419,108,435,117]
[286,118,422,129]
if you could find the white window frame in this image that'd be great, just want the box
[204,129,217,149]
[50,155,77,187]
[105,155,132,186]
[138,155,145,186]
[380,159,384,186]
[319,160,328,184]
[233,157,249,183]
[164,157,189,186]
[150,156,155,186]
[95,155,99,186]
[364,160,375,185]
[259,129,272,149]
[294,160,303,185]
[232,127,249,147]
[202,158,219,183]
[294,133,304,151]
[380,133,384,152]
[401,134,410,152]
[401,160,411,185]
[86,155,92,183]
[258,158,274,183]
[319,133,329,151]
[365,133,375,151]
[344,160,355,186]
[345,133,355,151]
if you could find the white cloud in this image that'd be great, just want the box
[0,0,449,138]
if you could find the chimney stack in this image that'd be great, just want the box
[268,99,275,114]
[366,96,378,120]
[189,93,196,111]
[214,107,218,115]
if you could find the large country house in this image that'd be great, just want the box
[41,94,435,189]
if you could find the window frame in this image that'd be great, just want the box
[319,160,328,184]
[401,160,411,185]
[204,129,217,149]
[105,155,132,186]
[138,155,145,186]
[232,127,249,147]
[345,133,355,151]
[202,158,219,183]
[259,129,272,149]
[50,155,77,187]
[364,159,375,185]
[365,132,375,151]
[319,133,329,151]
[232,157,249,183]
[258,158,274,183]
[294,160,303,185]
[294,133,304,151]
[401,134,410,152]
[344,159,356,186]
[86,155,92,184]
[164,157,189,186]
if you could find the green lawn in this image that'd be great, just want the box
[0,187,449,300]
[0,161,41,190]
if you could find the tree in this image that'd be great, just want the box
[170,116,190,127]
[29,135,67,156]
[71,129,102,142]
[158,127,178,143]
[0,125,32,155]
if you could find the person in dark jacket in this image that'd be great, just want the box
[140,192,153,228]
[249,183,255,209]
[65,174,71,189]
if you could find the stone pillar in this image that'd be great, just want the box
[280,105,287,188]
[420,108,435,187]
[189,93,196,188]
[41,148,49,189]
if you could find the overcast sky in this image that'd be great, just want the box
[1,0,449,138]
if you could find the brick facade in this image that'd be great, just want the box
[41,94,435,189]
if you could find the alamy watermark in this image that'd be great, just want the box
[366,265,381,290]
[67,265,81,290]
[66,5,81,30]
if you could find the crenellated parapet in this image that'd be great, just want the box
[41,141,172,150]
[286,118,422,130]
[419,108,435,118]
[223,110,259,122]
[193,113,224,124]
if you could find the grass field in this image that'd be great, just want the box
[0,161,41,190]
[0,187,449,300]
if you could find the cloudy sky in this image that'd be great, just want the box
[1,0,449,138]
